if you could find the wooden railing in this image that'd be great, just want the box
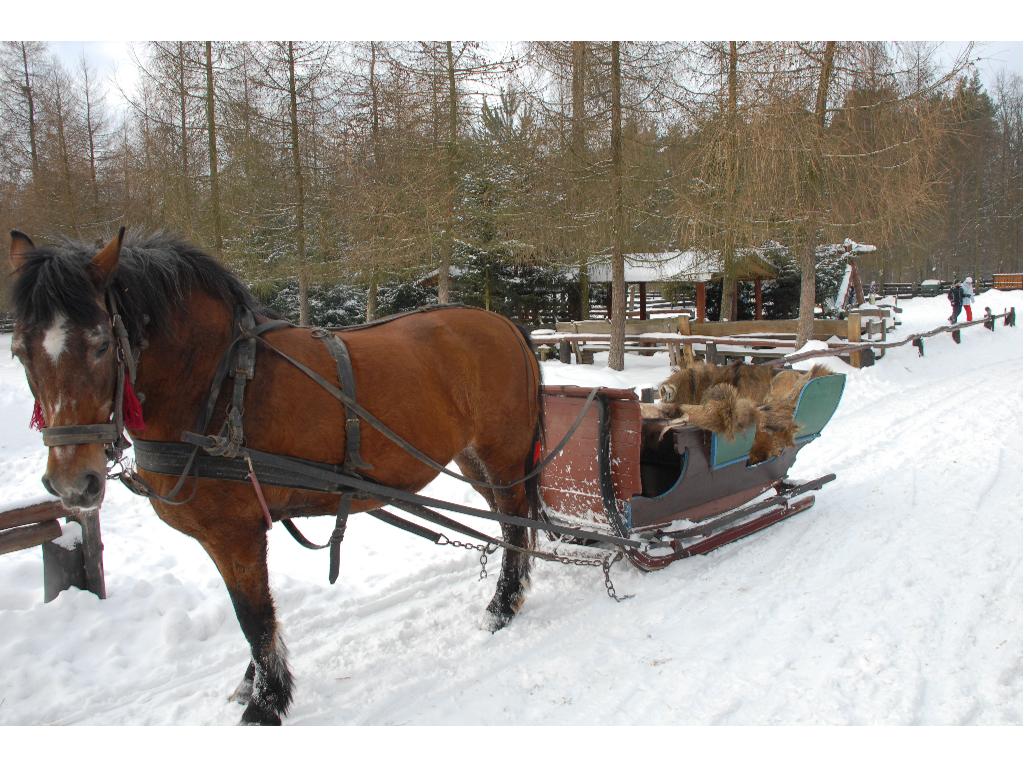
[994,273,1024,290]
[0,500,106,602]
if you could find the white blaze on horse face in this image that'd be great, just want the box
[42,314,68,362]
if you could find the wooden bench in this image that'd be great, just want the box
[552,318,685,365]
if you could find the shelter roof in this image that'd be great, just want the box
[588,250,777,283]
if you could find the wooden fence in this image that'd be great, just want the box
[880,276,1011,297]
[534,303,1017,370]
[0,500,106,602]
[994,274,1024,290]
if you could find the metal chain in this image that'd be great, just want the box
[436,533,633,600]
[602,552,633,602]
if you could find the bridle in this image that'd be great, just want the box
[38,289,139,469]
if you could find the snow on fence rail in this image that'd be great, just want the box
[533,305,1016,370]
[0,499,106,602]
[769,306,1017,368]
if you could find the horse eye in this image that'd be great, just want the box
[96,341,111,356]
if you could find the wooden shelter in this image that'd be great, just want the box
[588,250,777,321]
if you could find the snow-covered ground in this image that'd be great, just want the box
[0,292,1020,725]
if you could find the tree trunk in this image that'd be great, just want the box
[608,41,626,372]
[177,42,192,235]
[438,41,458,304]
[719,41,740,321]
[205,42,223,256]
[366,41,383,320]
[797,41,837,348]
[571,41,590,319]
[287,41,310,325]
[53,79,78,236]
[81,55,100,213]
[20,43,39,181]
[797,234,818,348]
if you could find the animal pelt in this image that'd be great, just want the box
[748,364,832,464]
[650,360,772,440]
[649,360,833,463]
[656,360,775,416]
[676,382,761,439]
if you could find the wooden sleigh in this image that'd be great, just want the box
[538,374,846,571]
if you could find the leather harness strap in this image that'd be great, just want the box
[312,328,372,472]
[128,311,366,582]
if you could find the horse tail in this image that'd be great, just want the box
[511,321,545,540]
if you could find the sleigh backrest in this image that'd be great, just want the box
[709,373,847,470]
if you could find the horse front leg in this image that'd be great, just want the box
[228,661,255,704]
[203,528,294,725]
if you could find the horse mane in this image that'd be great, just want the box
[10,230,267,344]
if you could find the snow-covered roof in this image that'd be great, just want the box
[588,250,776,283]
[843,238,877,254]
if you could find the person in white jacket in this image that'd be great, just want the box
[962,276,975,321]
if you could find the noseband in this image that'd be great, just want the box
[38,290,139,466]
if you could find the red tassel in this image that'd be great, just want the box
[30,400,45,430]
[30,378,145,434]
[122,374,146,433]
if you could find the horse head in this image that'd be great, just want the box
[9,228,126,512]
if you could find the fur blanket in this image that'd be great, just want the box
[641,361,832,463]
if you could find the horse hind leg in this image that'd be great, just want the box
[458,447,534,633]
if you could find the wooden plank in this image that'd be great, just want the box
[0,520,62,556]
[0,500,64,532]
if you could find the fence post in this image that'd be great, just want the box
[677,315,695,366]
[0,501,106,602]
[72,511,106,599]
[847,314,862,368]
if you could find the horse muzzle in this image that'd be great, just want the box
[43,466,106,512]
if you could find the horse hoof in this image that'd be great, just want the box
[240,703,282,725]
[480,610,512,633]
[228,679,253,704]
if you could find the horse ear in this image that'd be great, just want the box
[9,230,35,272]
[90,227,125,285]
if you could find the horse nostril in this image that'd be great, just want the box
[41,474,58,497]
[83,471,102,499]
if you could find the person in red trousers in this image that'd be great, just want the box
[962,276,975,321]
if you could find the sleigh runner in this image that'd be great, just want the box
[538,374,846,570]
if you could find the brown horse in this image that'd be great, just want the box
[8,229,544,725]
